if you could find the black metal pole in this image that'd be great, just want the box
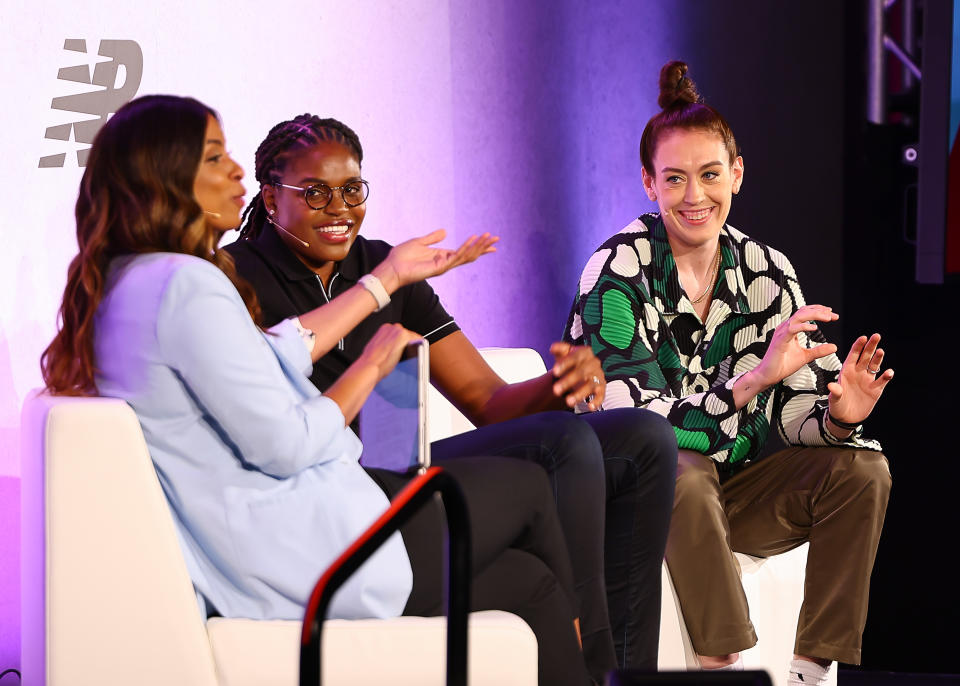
[299,466,471,686]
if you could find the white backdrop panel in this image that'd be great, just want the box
[0,0,456,477]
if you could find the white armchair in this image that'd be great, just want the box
[19,391,537,686]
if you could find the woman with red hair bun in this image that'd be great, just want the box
[565,60,894,686]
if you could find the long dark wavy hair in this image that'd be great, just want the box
[42,94,260,395]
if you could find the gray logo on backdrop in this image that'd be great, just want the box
[39,39,143,168]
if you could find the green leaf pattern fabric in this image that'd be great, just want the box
[563,214,881,473]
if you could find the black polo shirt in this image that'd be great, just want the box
[224,227,460,393]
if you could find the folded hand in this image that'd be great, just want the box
[549,342,606,411]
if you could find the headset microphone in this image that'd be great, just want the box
[204,210,222,218]
[268,216,309,248]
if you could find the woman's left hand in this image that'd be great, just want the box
[549,342,606,411]
[827,333,894,427]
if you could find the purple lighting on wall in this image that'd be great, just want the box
[442,1,678,357]
[0,477,19,670]
[1,3,686,672]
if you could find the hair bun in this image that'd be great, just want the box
[657,60,700,110]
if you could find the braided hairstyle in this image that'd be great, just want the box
[639,60,738,174]
[237,114,364,241]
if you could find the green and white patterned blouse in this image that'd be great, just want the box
[563,213,881,473]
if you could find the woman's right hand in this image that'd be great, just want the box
[325,324,423,425]
[372,229,499,291]
[357,323,423,383]
[749,304,839,389]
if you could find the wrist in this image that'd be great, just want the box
[349,355,386,386]
[370,262,401,293]
[358,273,391,311]
[825,409,860,432]
[825,413,855,440]
[737,369,769,393]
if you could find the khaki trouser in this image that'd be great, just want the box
[665,446,891,664]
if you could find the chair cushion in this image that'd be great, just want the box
[206,610,538,686]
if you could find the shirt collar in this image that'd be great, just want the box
[644,214,751,315]
[247,226,365,284]
[714,230,751,314]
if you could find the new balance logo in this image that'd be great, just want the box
[39,39,143,168]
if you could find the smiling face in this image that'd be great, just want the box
[193,115,246,232]
[641,127,743,252]
[261,141,366,276]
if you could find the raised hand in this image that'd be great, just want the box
[549,342,606,411]
[358,323,423,383]
[751,304,839,389]
[827,333,894,426]
[374,229,499,291]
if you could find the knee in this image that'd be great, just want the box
[506,550,561,606]
[644,413,679,478]
[600,408,678,475]
[644,411,681,459]
[840,450,892,500]
[499,457,554,494]
[673,456,722,513]
[537,412,604,476]
[471,548,565,618]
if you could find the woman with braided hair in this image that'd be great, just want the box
[563,60,893,685]
[42,95,598,686]
[226,113,678,680]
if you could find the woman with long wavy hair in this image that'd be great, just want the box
[42,94,594,686]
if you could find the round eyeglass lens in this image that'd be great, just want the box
[304,185,333,210]
[342,181,369,207]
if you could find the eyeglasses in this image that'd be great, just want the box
[273,179,370,210]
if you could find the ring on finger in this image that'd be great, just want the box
[592,376,601,385]
[867,366,880,374]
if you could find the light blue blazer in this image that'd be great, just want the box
[94,252,412,620]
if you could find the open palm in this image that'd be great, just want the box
[384,230,499,288]
[827,333,894,424]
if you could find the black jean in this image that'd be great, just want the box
[368,457,592,686]
[432,408,677,674]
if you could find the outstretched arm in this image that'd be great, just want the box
[296,230,497,361]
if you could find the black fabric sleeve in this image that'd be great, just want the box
[399,279,460,343]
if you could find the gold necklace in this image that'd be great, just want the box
[688,245,722,304]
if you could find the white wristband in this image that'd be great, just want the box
[291,317,316,354]
[359,273,391,311]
